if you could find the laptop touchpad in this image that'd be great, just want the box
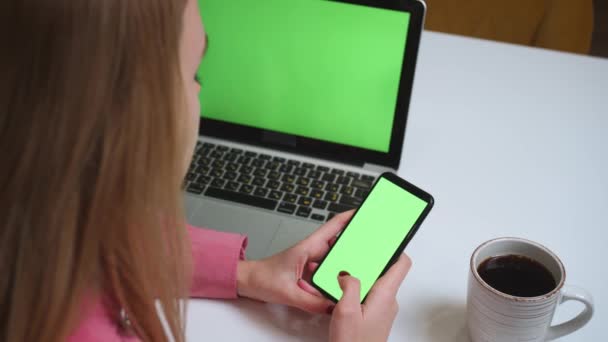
[188,197,282,259]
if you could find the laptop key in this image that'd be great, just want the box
[331,169,345,176]
[268,190,283,200]
[281,174,295,184]
[346,171,360,179]
[210,151,223,159]
[277,202,296,215]
[340,186,354,196]
[296,206,312,218]
[239,165,253,175]
[251,159,265,168]
[237,174,252,184]
[324,192,339,202]
[230,148,243,154]
[287,160,301,166]
[312,200,328,210]
[351,179,372,189]
[311,180,325,189]
[316,166,329,172]
[222,171,238,181]
[361,175,376,182]
[224,181,240,192]
[254,187,268,197]
[210,169,223,178]
[280,183,295,193]
[328,202,356,213]
[321,173,336,182]
[216,145,229,152]
[296,186,309,196]
[294,167,307,176]
[252,177,265,186]
[186,183,205,195]
[296,177,310,186]
[355,189,370,198]
[307,170,321,179]
[239,184,254,194]
[303,162,315,169]
[311,214,325,221]
[223,153,238,162]
[310,189,324,199]
[298,197,313,207]
[245,151,257,158]
[325,183,339,192]
[196,175,212,185]
[273,156,286,163]
[336,176,351,185]
[200,158,212,166]
[266,180,280,190]
[268,171,281,180]
[195,165,210,175]
[265,161,280,171]
[211,178,226,188]
[340,195,363,207]
[237,156,251,165]
[259,154,272,160]
[283,193,297,203]
[253,168,267,177]
[279,164,293,173]
[205,187,278,210]
[186,172,197,181]
[211,160,226,169]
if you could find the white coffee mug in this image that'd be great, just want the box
[467,237,594,341]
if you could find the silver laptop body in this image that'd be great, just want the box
[185,0,426,259]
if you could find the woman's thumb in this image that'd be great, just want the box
[337,271,361,310]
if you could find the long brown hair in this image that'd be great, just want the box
[1,0,191,340]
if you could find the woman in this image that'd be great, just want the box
[0,0,412,341]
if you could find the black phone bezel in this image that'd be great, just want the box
[310,172,434,303]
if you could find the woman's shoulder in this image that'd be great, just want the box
[68,295,138,342]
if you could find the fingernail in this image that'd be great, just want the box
[338,271,350,277]
[326,305,335,315]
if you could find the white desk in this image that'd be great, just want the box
[186,31,608,341]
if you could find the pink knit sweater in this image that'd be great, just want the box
[68,225,247,341]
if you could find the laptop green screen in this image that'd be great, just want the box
[197,0,411,153]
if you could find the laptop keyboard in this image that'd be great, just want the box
[184,141,377,222]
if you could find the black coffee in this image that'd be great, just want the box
[477,254,557,297]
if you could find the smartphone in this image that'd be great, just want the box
[311,172,434,303]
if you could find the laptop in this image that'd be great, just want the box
[185,0,426,259]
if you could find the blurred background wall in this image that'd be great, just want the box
[423,0,607,58]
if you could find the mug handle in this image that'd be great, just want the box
[545,286,594,341]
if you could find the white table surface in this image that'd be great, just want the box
[186,31,608,341]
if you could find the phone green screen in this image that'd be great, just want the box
[312,177,428,302]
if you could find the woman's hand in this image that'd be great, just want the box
[329,254,412,342]
[236,210,355,314]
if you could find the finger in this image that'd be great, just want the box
[297,278,324,298]
[307,261,319,273]
[334,272,361,317]
[367,254,412,300]
[306,211,354,259]
[328,236,337,247]
[311,210,354,240]
[301,261,319,282]
[292,281,334,314]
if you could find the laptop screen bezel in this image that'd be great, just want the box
[198,0,425,169]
